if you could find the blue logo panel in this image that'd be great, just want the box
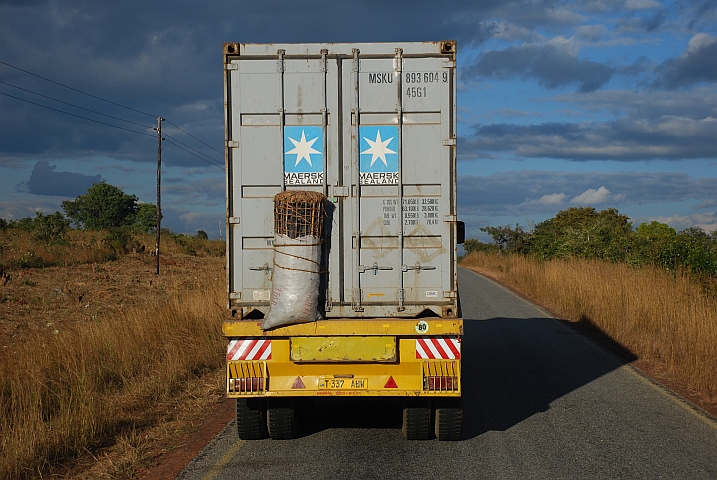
[359,125,398,185]
[284,126,323,185]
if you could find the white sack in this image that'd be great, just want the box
[261,234,322,330]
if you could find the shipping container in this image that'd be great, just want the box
[223,41,464,441]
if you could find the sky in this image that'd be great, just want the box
[0,1,715,241]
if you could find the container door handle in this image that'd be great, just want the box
[359,261,394,274]
[249,263,272,272]
[402,262,436,273]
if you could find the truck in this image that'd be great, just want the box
[222,41,465,441]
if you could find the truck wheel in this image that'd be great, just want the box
[236,398,268,440]
[267,400,299,440]
[402,407,431,440]
[435,408,462,441]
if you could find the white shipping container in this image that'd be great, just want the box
[224,41,462,320]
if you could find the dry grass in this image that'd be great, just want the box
[461,252,717,404]
[0,252,226,479]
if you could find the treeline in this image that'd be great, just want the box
[464,207,717,277]
[0,182,222,269]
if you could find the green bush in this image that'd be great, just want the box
[32,211,70,245]
[9,251,45,269]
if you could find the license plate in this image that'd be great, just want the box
[318,378,368,390]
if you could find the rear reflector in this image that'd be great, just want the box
[384,376,398,388]
[424,375,458,391]
[227,360,267,394]
[292,376,306,389]
[229,377,265,393]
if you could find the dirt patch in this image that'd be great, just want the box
[139,399,234,479]
[1,252,221,349]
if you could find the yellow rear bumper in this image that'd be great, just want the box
[224,319,462,398]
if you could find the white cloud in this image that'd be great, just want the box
[534,192,567,205]
[624,0,661,10]
[648,213,717,233]
[570,186,612,205]
[685,33,717,56]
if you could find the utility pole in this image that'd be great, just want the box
[155,116,164,275]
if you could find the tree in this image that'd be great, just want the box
[62,182,137,231]
[196,230,209,240]
[530,207,632,261]
[133,203,160,234]
[32,211,70,244]
[479,224,529,253]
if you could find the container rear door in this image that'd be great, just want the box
[341,52,455,315]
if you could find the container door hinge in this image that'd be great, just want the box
[277,49,285,72]
[443,214,457,222]
[443,291,457,299]
[225,63,238,71]
[352,49,360,72]
[229,292,242,300]
[352,289,364,312]
[397,289,405,311]
[443,61,456,68]
[229,217,240,224]
[325,291,333,311]
[442,138,456,146]
[227,140,240,148]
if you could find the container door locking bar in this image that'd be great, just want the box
[248,263,273,272]
[358,262,394,275]
[402,262,436,273]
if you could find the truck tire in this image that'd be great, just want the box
[236,398,268,440]
[435,408,462,441]
[267,401,299,440]
[402,407,431,440]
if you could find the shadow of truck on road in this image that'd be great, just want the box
[287,313,635,440]
[461,315,637,439]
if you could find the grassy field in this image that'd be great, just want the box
[0,230,226,479]
[461,252,717,408]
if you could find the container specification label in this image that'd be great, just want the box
[381,198,440,227]
[284,126,324,185]
[359,125,398,185]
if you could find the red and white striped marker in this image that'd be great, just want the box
[227,337,272,361]
[415,336,460,359]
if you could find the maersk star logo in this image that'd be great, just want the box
[359,125,399,173]
[286,130,320,166]
[362,130,396,167]
[284,126,323,173]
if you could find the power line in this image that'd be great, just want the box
[0,81,154,129]
[162,131,223,165]
[165,119,224,155]
[0,59,156,118]
[163,137,224,170]
[1,58,223,169]
[0,91,155,137]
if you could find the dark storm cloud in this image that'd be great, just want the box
[461,114,717,162]
[21,161,101,197]
[164,176,224,205]
[0,0,548,168]
[465,43,614,92]
[457,170,717,217]
[554,87,717,121]
[655,33,717,89]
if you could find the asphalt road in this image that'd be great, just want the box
[178,268,717,479]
